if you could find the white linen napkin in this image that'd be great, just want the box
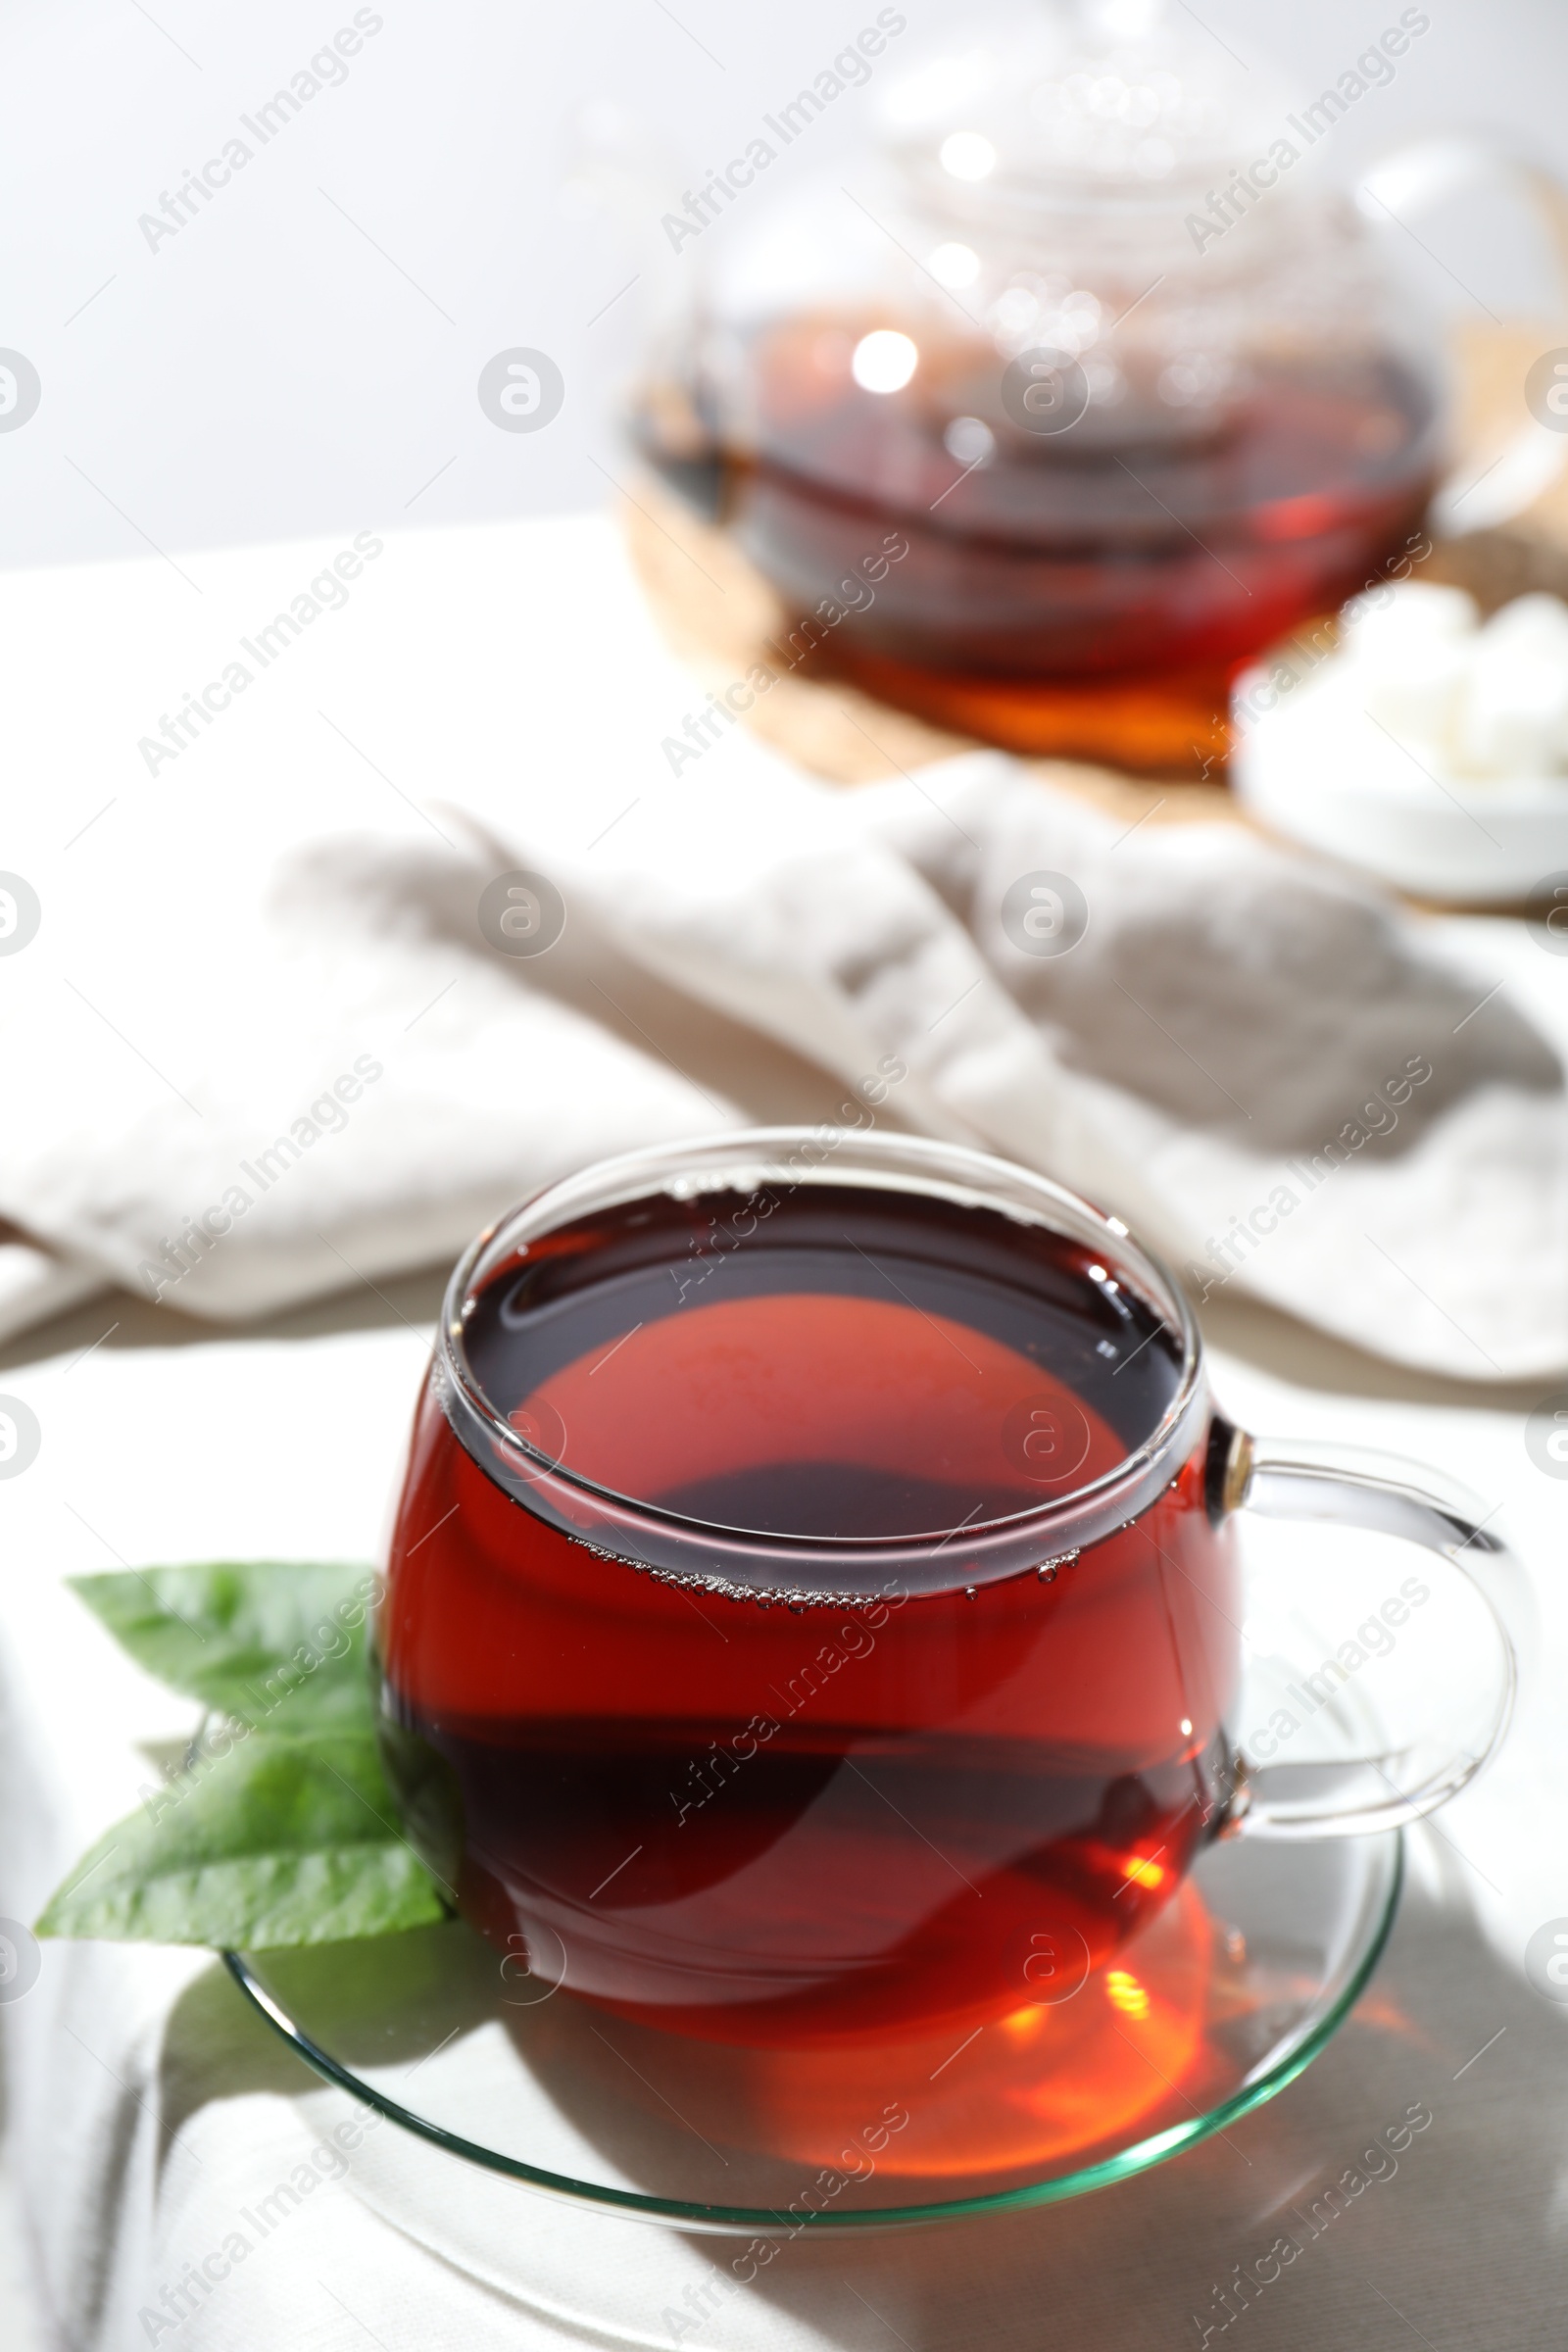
[0,513,1562,1379]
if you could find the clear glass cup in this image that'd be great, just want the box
[374,1128,1526,2056]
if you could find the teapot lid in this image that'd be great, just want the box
[878,0,1295,220]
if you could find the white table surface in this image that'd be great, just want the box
[0,1250,1564,2352]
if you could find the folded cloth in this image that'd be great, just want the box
[556,754,1568,1379]
[0,514,1562,1377]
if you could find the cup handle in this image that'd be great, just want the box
[1218,1428,1533,1839]
[1358,136,1568,533]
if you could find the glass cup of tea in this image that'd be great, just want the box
[375,1129,1526,2051]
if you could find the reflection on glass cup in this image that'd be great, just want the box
[377,1132,1524,2049]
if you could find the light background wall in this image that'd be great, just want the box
[0,0,1562,564]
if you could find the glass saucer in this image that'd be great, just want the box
[226,1826,1400,2234]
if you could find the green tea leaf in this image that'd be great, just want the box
[42,1561,449,1949]
[37,1728,447,1949]
[70,1560,379,1734]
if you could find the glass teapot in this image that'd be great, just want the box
[629,0,1568,772]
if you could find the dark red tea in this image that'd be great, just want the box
[378,1181,1240,2048]
[638,317,1439,769]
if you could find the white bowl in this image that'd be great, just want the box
[1232,662,1568,905]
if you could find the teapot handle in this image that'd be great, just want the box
[1358,137,1568,534]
